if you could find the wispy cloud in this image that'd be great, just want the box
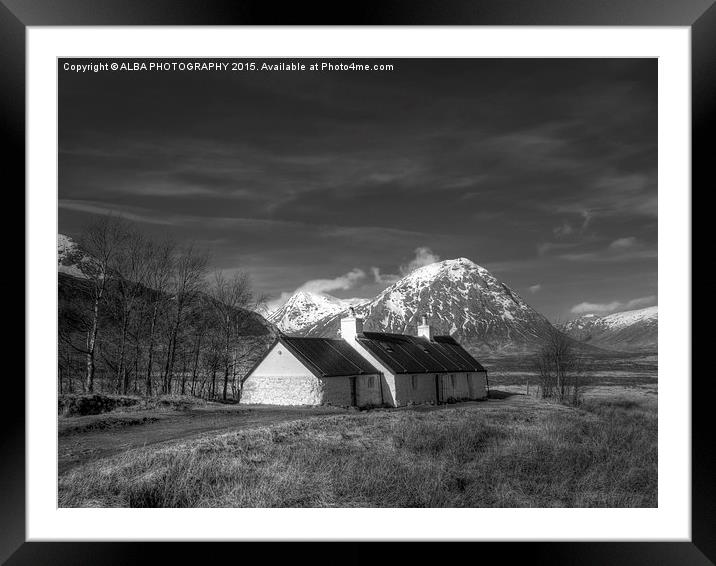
[401,247,441,274]
[371,267,400,285]
[59,200,178,226]
[371,246,442,285]
[609,237,638,249]
[570,294,656,315]
[266,268,367,312]
[297,268,366,295]
[528,284,542,294]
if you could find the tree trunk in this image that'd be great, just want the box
[180,354,188,395]
[164,317,181,394]
[85,293,101,393]
[145,303,159,396]
[191,334,202,396]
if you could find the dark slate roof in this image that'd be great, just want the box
[279,337,380,378]
[356,332,486,374]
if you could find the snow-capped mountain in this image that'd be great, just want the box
[57,234,87,277]
[268,291,366,333]
[301,258,555,355]
[563,306,658,352]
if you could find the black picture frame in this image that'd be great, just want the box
[4,1,710,564]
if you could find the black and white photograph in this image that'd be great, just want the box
[57,57,658,509]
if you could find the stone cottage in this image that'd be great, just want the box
[241,310,488,408]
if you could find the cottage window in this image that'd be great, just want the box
[412,375,418,390]
[368,375,375,388]
[450,374,456,388]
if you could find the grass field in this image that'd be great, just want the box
[58,389,657,508]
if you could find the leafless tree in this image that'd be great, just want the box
[143,238,175,396]
[533,322,590,405]
[58,220,274,399]
[208,271,261,400]
[111,228,152,394]
[75,215,130,392]
[162,245,209,394]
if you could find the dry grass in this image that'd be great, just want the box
[58,395,657,508]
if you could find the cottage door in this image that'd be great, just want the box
[435,374,442,404]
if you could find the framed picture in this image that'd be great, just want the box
[6,0,709,563]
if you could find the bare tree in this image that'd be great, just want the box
[76,216,130,393]
[143,238,175,396]
[111,228,152,394]
[208,271,258,400]
[58,221,276,400]
[162,245,209,394]
[533,322,590,404]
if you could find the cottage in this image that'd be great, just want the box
[240,336,383,407]
[241,310,488,408]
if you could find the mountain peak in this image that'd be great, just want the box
[301,258,552,355]
[269,290,365,333]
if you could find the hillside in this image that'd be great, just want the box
[563,306,658,353]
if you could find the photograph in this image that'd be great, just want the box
[56,57,658,509]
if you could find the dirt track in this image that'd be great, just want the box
[58,404,348,475]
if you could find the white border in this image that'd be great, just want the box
[27,27,691,541]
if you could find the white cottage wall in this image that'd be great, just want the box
[241,344,323,405]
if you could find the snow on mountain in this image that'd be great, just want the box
[57,234,87,278]
[564,306,657,352]
[268,290,367,333]
[301,257,555,355]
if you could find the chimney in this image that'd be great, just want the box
[340,307,364,340]
[417,314,432,340]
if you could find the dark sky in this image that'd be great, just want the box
[59,58,657,320]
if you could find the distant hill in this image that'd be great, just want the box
[268,291,365,333]
[563,306,658,353]
[57,233,277,340]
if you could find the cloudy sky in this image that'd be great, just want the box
[59,58,657,320]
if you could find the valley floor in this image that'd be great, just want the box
[58,386,657,508]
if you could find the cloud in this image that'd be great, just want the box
[370,247,442,286]
[549,236,654,263]
[297,268,366,294]
[570,301,623,315]
[560,246,656,263]
[59,199,178,226]
[528,284,542,294]
[553,222,574,237]
[371,266,400,285]
[537,242,580,256]
[580,210,592,231]
[570,294,657,315]
[400,247,441,274]
[609,237,637,249]
[266,268,367,313]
